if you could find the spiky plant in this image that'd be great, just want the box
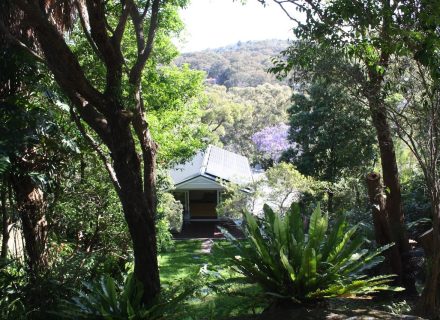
[228,203,402,303]
[56,272,195,319]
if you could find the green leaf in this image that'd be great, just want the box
[288,202,304,245]
[280,247,296,282]
[308,203,328,251]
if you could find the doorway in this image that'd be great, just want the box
[189,190,218,219]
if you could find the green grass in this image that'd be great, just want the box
[159,240,237,284]
[159,240,265,319]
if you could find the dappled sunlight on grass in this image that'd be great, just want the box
[158,240,266,319]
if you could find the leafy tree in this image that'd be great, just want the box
[202,85,252,147]
[265,0,418,292]
[388,61,440,317]
[1,0,193,303]
[217,180,262,220]
[282,74,376,212]
[142,52,208,166]
[0,40,77,277]
[51,150,128,258]
[392,2,440,314]
[264,163,318,214]
[252,124,292,164]
[0,102,76,275]
[218,163,320,218]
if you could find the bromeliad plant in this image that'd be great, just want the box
[56,272,195,319]
[229,203,402,302]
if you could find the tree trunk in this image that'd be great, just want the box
[327,190,334,214]
[366,70,416,293]
[3,0,163,304]
[417,189,440,318]
[10,174,47,275]
[109,122,160,303]
[366,172,402,274]
[1,181,9,258]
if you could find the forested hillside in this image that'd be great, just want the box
[175,39,293,164]
[175,39,289,87]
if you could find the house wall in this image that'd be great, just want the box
[174,175,224,191]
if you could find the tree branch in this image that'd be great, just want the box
[74,0,104,61]
[112,0,131,46]
[70,106,121,194]
[129,0,161,85]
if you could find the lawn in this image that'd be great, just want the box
[158,240,265,320]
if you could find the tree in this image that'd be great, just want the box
[146,64,208,167]
[264,162,318,214]
[252,123,292,164]
[282,71,376,213]
[389,62,440,318]
[202,83,292,163]
[218,162,319,218]
[391,2,440,313]
[265,0,416,292]
[0,37,77,276]
[0,0,186,303]
[201,85,249,148]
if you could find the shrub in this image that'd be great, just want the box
[156,218,174,253]
[227,203,401,303]
[0,259,26,320]
[217,163,322,219]
[157,192,183,233]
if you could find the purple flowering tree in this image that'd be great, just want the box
[252,124,292,162]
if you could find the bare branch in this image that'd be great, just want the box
[275,1,301,24]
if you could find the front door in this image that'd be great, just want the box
[189,190,218,219]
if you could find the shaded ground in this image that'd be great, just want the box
[253,299,424,320]
[173,220,244,239]
[230,298,426,320]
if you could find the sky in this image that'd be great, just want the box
[176,0,295,52]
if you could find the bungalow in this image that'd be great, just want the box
[169,145,253,221]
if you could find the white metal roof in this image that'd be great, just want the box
[169,145,253,188]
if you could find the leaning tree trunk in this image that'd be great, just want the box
[366,69,416,293]
[10,174,47,275]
